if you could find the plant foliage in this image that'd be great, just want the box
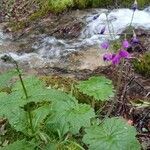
[0,140,35,150]
[0,70,141,149]
[47,100,95,135]
[83,117,141,150]
[76,76,115,101]
[133,52,150,78]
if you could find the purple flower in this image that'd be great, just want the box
[122,39,130,48]
[103,53,112,61]
[100,26,106,34]
[131,37,139,44]
[101,41,109,49]
[112,54,121,65]
[132,0,138,11]
[103,50,130,65]
[119,49,130,58]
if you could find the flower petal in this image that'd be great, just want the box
[119,49,130,58]
[123,39,130,48]
[103,53,112,61]
[112,54,121,65]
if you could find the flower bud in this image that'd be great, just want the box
[132,0,138,11]
[101,41,109,49]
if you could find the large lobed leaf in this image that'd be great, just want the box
[0,92,29,133]
[47,95,95,135]
[0,140,35,150]
[83,117,141,150]
[76,76,115,101]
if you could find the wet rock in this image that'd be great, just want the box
[51,46,109,71]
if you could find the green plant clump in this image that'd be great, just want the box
[0,68,140,149]
[133,52,150,78]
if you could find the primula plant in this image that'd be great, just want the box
[99,0,142,117]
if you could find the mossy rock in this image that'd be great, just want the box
[132,52,150,78]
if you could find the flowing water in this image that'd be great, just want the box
[0,7,150,70]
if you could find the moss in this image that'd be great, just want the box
[40,75,77,93]
[40,75,107,110]
[29,6,50,21]
[48,0,74,13]
[132,52,150,78]
[8,20,28,32]
[73,0,89,8]
[40,76,91,103]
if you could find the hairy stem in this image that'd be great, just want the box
[15,62,28,99]
[106,60,124,117]
[14,61,34,134]
[129,10,135,29]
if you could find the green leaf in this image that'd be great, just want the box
[12,76,45,95]
[47,96,95,135]
[0,140,35,150]
[0,92,28,133]
[83,117,141,150]
[0,92,26,117]
[76,76,115,101]
[12,76,77,104]
[0,70,18,89]
[32,105,52,131]
[0,76,81,135]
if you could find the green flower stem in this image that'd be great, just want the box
[128,10,135,34]
[106,13,116,40]
[14,61,34,135]
[106,59,124,117]
[129,10,135,28]
[15,62,28,99]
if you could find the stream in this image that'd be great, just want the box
[0,7,150,72]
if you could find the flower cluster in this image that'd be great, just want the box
[101,36,137,65]
[103,49,130,65]
[100,0,140,65]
